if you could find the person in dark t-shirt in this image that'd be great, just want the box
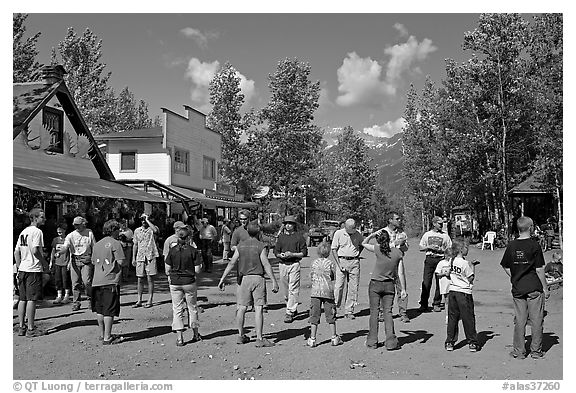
[218,222,279,348]
[500,216,548,359]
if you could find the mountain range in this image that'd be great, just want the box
[323,129,405,196]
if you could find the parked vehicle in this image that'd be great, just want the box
[308,220,340,246]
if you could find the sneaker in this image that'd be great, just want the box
[365,341,378,349]
[62,295,70,304]
[469,343,479,352]
[445,342,454,351]
[400,315,411,323]
[71,302,81,311]
[255,338,275,348]
[306,337,317,347]
[345,313,356,320]
[530,351,544,359]
[331,335,343,346]
[26,328,45,338]
[284,313,294,323]
[17,325,27,336]
[433,305,442,312]
[509,351,526,359]
[53,296,63,305]
[236,335,250,344]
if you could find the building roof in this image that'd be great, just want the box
[509,173,553,195]
[13,82,60,135]
[93,127,163,140]
[13,67,114,180]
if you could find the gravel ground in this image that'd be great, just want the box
[12,240,563,381]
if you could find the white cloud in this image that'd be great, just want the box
[336,35,437,106]
[384,36,437,86]
[180,27,219,49]
[237,72,256,110]
[393,23,409,37]
[336,52,388,107]
[184,58,256,112]
[317,82,333,114]
[362,118,406,138]
[185,58,220,112]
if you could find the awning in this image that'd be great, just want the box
[170,185,257,209]
[13,167,169,203]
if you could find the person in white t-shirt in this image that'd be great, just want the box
[63,216,96,311]
[443,240,479,352]
[381,212,410,323]
[14,208,48,337]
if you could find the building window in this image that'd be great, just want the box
[174,149,189,174]
[43,107,64,154]
[120,151,136,172]
[203,156,216,180]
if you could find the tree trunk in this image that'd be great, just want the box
[555,173,563,249]
[496,54,510,238]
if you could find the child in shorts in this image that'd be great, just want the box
[307,242,342,347]
[50,224,72,304]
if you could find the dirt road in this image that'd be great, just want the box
[12,240,563,380]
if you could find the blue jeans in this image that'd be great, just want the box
[71,263,94,303]
[419,255,442,308]
[512,291,545,355]
[366,280,398,349]
[446,291,477,345]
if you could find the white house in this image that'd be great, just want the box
[94,105,255,222]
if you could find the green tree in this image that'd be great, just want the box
[13,13,42,83]
[207,62,256,196]
[251,58,323,213]
[114,87,138,132]
[324,126,376,221]
[462,13,533,233]
[51,27,116,134]
[526,13,563,245]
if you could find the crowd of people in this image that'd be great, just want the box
[13,207,558,359]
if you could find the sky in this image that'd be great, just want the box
[22,12,497,140]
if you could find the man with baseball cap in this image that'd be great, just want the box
[274,215,308,323]
[163,221,189,260]
[418,216,452,312]
[62,216,96,311]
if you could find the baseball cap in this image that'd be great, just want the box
[73,216,87,225]
[283,215,298,224]
[173,221,186,229]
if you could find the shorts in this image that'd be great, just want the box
[17,271,43,301]
[136,258,157,277]
[91,285,121,317]
[237,275,266,307]
[309,297,336,325]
